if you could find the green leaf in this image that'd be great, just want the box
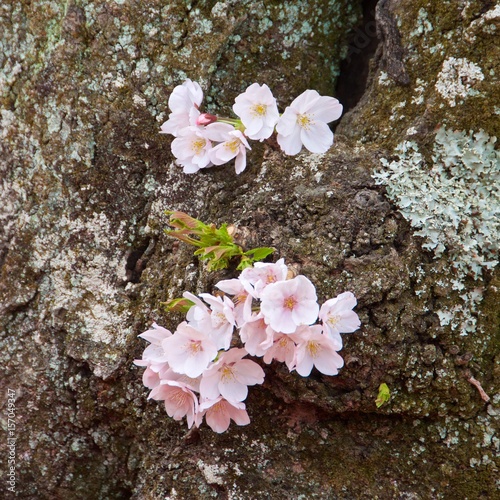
[375,383,391,408]
[236,256,254,271]
[161,297,195,313]
[244,247,275,260]
[164,210,274,271]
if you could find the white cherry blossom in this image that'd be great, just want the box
[276,89,343,155]
[319,291,361,346]
[160,79,203,137]
[208,129,252,174]
[233,83,279,140]
[171,126,213,173]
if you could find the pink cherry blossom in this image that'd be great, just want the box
[239,258,288,298]
[276,89,343,155]
[158,366,202,393]
[294,325,344,377]
[215,278,254,326]
[160,79,203,137]
[260,275,319,334]
[199,348,265,402]
[239,315,274,356]
[142,366,161,389]
[208,130,251,174]
[233,83,280,141]
[319,292,360,346]
[161,322,218,378]
[149,380,199,428]
[262,332,297,370]
[183,291,211,325]
[183,291,234,349]
[197,397,250,433]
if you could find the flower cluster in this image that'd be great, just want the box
[135,259,360,433]
[160,79,343,174]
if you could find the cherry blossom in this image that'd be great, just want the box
[262,332,297,371]
[197,397,250,433]
[198,293,236,350]
[208,129,251,174]
[239,315,274,356]
[233,83,280,141]
[149,380,199,429]
[183,291,235,350]
[260,275,319,333]
[161,322,218,378]
[239,258,288,298]
[158,367,202,393]
[199,348,265,402]
[319,291,361,345]
[215,278,254,327]
[276,89,343,155]
[160,79,203,137]
[294,325,344,377]
[141,366,161,389]
[171,126,213,173]
[136,257,359,434]
[160,80,344,175]
[183,291,211,326]
[133,323,172,372]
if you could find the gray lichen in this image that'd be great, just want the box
[374,127,499,281]
[1,0,499,498]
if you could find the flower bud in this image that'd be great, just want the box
[196,113,218,126]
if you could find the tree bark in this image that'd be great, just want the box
[1,0,498,498]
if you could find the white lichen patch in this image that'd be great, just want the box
[411,79,426,105]
[378,71,391,86]
[197,459,228,485]
[410,8,433,37]
[132,94,147,107]
[374,128,500,334]
[435,57,484,107]
[20,209,133,377]
[465,4,500,42]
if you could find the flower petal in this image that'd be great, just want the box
[300,121,333,153]
[309,96,343,123]
[277,127,303,155]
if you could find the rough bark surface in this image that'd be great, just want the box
[1,0,499,499]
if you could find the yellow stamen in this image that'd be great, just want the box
[306,340,320,358]
[234,292,247,305]
[327,315,340,327]
[297,113,313,130]
[266,273,277,284]
[221,365,235,382]
[278,336,289,347]
[191,138,206,155]
[188,340,202,355]
[225,138,240,154]
[251,103,267,117]
[283,296,297,310]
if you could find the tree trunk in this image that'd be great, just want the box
[1,0,498,498]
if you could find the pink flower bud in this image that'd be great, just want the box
[196,113,218,126]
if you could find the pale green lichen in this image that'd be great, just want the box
[374,127,500,334]
[374,127,499,280]
[435,57,484,107]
